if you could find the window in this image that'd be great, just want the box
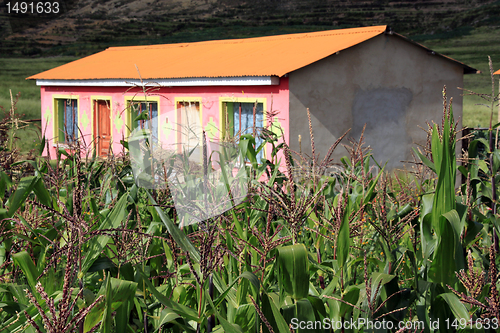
[176,101,202,160]
[221,101,265,163]
[55,98,78,144]
[129,101,158,134]
[127,100,159,152]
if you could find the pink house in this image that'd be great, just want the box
[28,26,476,169]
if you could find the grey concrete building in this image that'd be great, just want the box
[288,27,476,170]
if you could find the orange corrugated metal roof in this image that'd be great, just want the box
[28,26,388,80]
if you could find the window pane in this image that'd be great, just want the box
[64,100,78,143]
[131,101,158,135]
[144,102,158,140]
[57,99,65,143]
[222,102,234,140]
[131,103,140,130]
[56,99,78,144]
[177,102,201,160]
[230,102,264,163]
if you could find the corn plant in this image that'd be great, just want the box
[2,82,500,332]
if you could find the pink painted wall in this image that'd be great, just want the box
[40,78,289,165]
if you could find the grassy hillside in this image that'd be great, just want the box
[415,26,500,127]
[1,0,500,57]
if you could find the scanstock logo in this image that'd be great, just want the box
[128,106,249,228]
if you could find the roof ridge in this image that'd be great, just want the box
[106,25,387,51]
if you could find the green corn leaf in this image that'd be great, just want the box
[363,165,385,206]
[83,299,106,333]
[58,147,70,157]
[115,297,133,332]
[280,303,297,322]
[419,194,436,261]
[370,272,396,288]
[0,302,43,332]
[413,147,437,173]
[439,293,470,322]
[7,283,30,306]
[100,273,113,333]
[442,210,464,240]
[429,212,464,286]
[38,136,46,156]
[321,276,339,297]
[295,298,318,333]
[464,220,484,247]
[468,138,489,159]
[213,271,237,308]
[431,125,442,172]
[9,160,36,168]
[87,257,117,273]
[147,191,200,262]
[429,221,455,285]
[154,308,181,333]
[84,276,137,333]
[457,165,468,178]
[234,304,256,332]
[0,171,12,200]
[493,150,500,174]
[261,292,290,333]
[217,152,245,239]
[133,112,149,122]
[206,292,243,333]
[0,301,25,315]
[396,203,413,219]
[32,177,52,209]
[307,295,328,319]
[214,271,260,308]
[79,193,129,277]
[278,244,309,300]
[266,156,280,187]
[108,278,137,309]
[239,134,258,168]
[339,286,360,317]
[137,267,200,322]
[157,310,196,333]
[7,176,38,217]
[337,195,352,269]
[12,251,40,292]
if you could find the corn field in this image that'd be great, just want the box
[0,79,500,333]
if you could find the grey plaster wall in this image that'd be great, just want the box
[288,33,464,171]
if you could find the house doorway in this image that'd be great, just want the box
[94,100,111,157]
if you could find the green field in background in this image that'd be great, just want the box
[419,26,500,128]
[0,57,78,152]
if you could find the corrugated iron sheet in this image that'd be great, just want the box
[28,26,388,80]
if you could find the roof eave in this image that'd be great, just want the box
[390,31,479,75]
[34,76,281,87]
